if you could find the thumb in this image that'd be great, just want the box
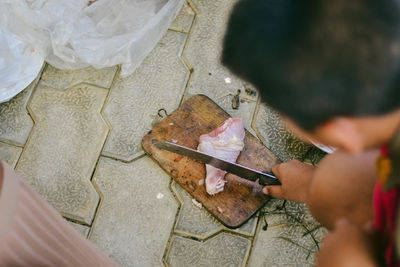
[262,185,284,199]
[271,164,280,177]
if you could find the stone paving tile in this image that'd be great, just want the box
[90,156,179,266]
[172,181,257,239]
[183,0,258,135]
[233,215,258,236]
[172,181,221,238]
[40,65,118,90]
[249,223,327,267]
[167,233,250,267]
[0,77,39,145]
[252,199,328,265]
[68,221,90,238]
[170,1,195,33]
[103,30,189,161]
[253,102,312,162]
[16,83,108,224]
[260,199,319,228]
[303,146,327,166]
[0,142,22,167]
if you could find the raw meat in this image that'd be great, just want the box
[197,118,245,195]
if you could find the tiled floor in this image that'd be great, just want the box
[0,0,327,266]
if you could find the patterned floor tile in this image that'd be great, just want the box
[40,65,118,90]
[0,142,22,167]
[90,156,179,266]
[172,181,258,238]
[167,233,250,267]
[303,146,327,166]
[259,199,319,228]
[68,221,90,238]
[103,30,189,161]
[231,215,258,236]
[16,83,108,224]
[253,102,312,162]
[183,0,258,135]
[172,181,222,238]
[0,77,38,145]
[249,223,327,267]
[170,1,195,33]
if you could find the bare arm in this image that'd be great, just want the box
[263,150,378,229]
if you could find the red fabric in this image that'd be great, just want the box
[381,144,390,156]
[373,182,400,266]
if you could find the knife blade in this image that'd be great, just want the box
[155,141,280,186]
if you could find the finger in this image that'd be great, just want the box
[262,185,284,199]
[271,164,281,178]
[291,159,303,165]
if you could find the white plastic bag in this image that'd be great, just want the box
[0,28,44,103]
[0,0,184,102]
[47,0,185,76]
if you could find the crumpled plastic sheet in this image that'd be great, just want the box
[0,0,184,102]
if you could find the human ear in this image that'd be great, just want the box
[317,118,363,154]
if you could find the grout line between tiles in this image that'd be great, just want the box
[15,64,47,169]
[162,180,184,266]
[178,0,198,107]
[168,27,189,34]
[0,139,24,148]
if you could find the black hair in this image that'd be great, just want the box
[222,0,400,130]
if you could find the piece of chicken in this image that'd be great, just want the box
[198,118,245,195]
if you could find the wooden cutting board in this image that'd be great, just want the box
[141,94,281,228]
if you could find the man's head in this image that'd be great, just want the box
[222,0,400,151]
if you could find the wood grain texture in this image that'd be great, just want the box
[142,94,281,228]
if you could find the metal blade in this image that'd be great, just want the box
[155,141,280,186]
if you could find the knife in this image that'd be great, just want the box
[155,141,280,186]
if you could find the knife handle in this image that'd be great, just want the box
[257,172,281,186]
